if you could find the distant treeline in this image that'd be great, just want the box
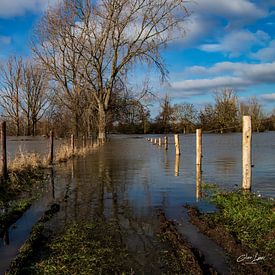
[111,89,275,134]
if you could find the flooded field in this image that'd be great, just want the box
[0,132,274,273]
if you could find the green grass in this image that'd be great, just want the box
[205,187,275,254]
[27,221,133,274]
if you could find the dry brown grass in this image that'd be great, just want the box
[8,152,43,173]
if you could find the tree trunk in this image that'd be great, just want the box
[98,103,106,143]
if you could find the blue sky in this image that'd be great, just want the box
[0,0,275,115]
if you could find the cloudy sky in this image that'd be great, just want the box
[0,0,275,114]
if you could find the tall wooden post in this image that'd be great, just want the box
[1,121,8,180]
[71,134,75,154]
[196,129,202,166]
[174,134,181,155]
[164,136,168,150]
[154,138,157,145]
[48,130,54,165]
[242,116,252,190]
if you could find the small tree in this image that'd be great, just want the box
[214,88,239,133]
[172,103,198,133]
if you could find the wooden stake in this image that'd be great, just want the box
[164,136,168,150]
[71,134,75,154]
[1,121,8,180]
[174,134,181,155]
[48,130,54,165]
[154,138,157,145]
[196,129,202,166]
[242,116,252,190]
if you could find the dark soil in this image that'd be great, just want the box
[186,205,274,275]
[158,211,218,275]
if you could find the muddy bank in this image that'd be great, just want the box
[185,191,274,275]
[158,211,218,274]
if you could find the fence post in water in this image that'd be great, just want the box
[48,130,54,165]
[71,134,75,154]
[164,136,168,150]
[1,121,8,180]
[174,134,181,155]
[242,116,252,190]
[196,129,202,167]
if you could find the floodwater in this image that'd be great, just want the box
[0,132,274,273]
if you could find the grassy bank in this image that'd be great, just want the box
[187,185,274,273]
[0,141,99,238]
[10,220,134,274]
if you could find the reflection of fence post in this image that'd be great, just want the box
[196,129,202,167]
[71,134,75,154]
[164,136,168,150]
[1,121,8,180]
[158,138,162,146]
[48,130,54,165]
[82,135,86,148]
[174,155,180,176]
[174,134,181,155]
[242,116,252,190]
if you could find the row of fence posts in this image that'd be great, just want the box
[0,122,96,180]
[147,116,252,191]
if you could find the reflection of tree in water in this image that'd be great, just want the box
[63,142,165,273]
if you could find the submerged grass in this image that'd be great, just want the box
[202,184,275,255]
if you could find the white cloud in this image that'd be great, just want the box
[251,40,275,61]
[170,62,275,95]
[191,0,266,25]
[260,93,275,102]
[0,0,59,17]
[200,30,270,57]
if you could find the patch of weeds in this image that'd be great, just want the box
[26,220,134,274]
[208,189,275,255]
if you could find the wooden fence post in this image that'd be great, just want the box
[164,136,168,150]
[242,116,252,190]
[196,129,202,167]
[48,130,54,165]
[1,121,8,180]
[174,134,181,155]
[71,134,75,154]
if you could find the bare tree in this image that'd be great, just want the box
[34,0,189,142]
[214,88,239,133]
[20,62,49,136]
[0,57,23,135]
[172,103,198,133]
[32,0,88,136]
